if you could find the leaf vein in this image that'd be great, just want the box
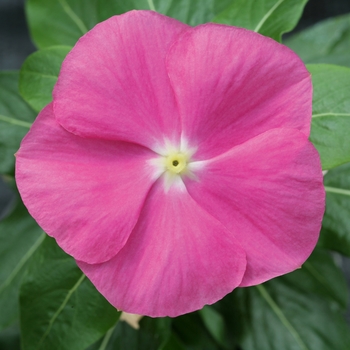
[58,0,88,34]
[21,71,58,80]
[254,0,285,32]
[256,284,309,350]
[147,0,156,11]
[0,232,45,294]
[37,274,86,349]
[98,325,116,350]
[325,186,350,196]
[312,112,350,118]
[0,114,32,128]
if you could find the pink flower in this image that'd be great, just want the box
[16,10,325,317]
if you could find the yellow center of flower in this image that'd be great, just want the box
[165,153,188,174]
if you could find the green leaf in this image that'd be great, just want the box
[217,249,350,350]
[26,0,99,49]
[0,72,36,175]
[213,0,307,42]
[20,237,120,350]
[172,312,221,350]
[199,306,230,349]
[98,0,306,37]
[285,13,350,68]
[0,325,21,350]
[97,0,233,25]
[19,46,72,112]
[319,163,350,256]
[0,196,44,331]
[307,64,350,170]
[87,317,172,350]
[161,333,187,350]
[283,249,348,310]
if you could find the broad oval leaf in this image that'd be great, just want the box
[0,72,35,175]
[26,0,99,49]
[213,0,307,42]
[19,46,72,112]
[0,195,44,331]
[97,0,233,26]
[20,237,120,350]
[216,248,350,350]
[308,64,350,170]
[285,13,350,68]
[319,162,350,256]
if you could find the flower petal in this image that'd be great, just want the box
[184,128,325,286]
[16,104,158,264]
[78,179,246,317]
[166,24,312,160]
[53,11,189,150]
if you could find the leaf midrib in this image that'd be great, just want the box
[147,0,156,11]
[0,232,45,294]
[256,284,309,350]
[325,186,350,196]
[0,114,32,128]
[58,0,88,34]
[312,112,350,118]
[254,0,285,32]
[37,273,86,349]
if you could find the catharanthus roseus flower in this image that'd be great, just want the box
[16,10,325,317]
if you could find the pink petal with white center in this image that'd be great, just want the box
[53,11,189,150]
[166,24,312,160]
[16,104,159,264]
[78,180,246,317]
[184,128,325,286]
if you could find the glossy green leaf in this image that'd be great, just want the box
[0,195,44,331]
[319,163,350,256]
[217,249,350,350]
[213,0,307,42]
[308,64,350,170]
[0,72,36,175]
[199,306,229,349]
[88,317,172,350]
[26,0,99,48]
[97,0,233,25]
[20,237,120,350]
[19,46,71,112]
[285,13,350,68]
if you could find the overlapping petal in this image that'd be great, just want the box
[78,179,246,317]
[184,128,325,286]
[16,104,159,264]
[53,11,189,150]
[166,24,312,160]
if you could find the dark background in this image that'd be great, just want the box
[1,0,350,322]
